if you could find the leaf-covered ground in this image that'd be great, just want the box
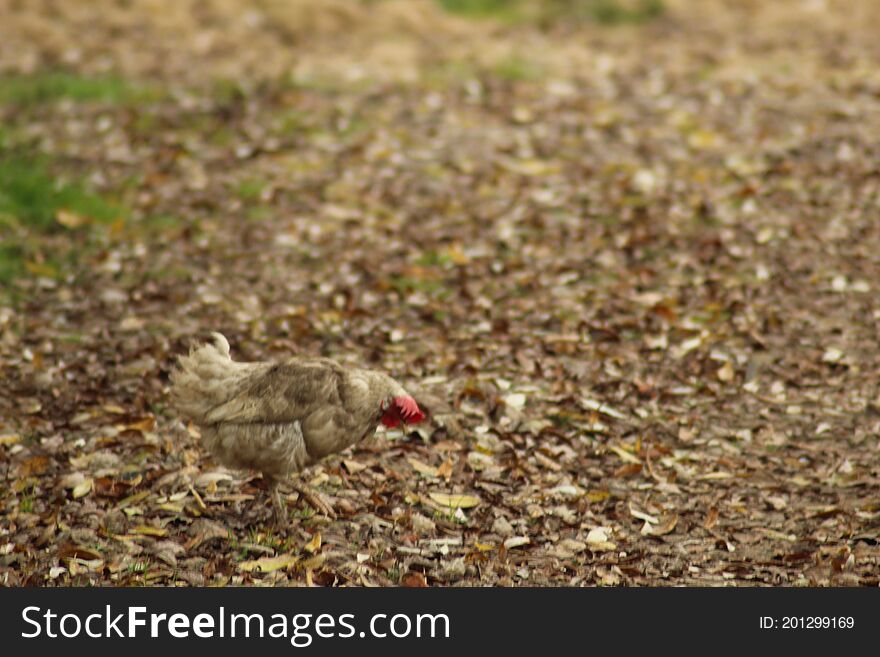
[2,0,879,587]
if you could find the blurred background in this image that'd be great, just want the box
[2,1,880,587]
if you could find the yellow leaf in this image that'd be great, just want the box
[688,129,723,150]
[503,536,530,549]
[342,459,367,474]
[238,554,299,573]
[436,459,454,479]
[72,477,93,499]
[500,158,560,176]
[698,472,733,480]
[608,444,641,464]
[132,525,167,537]
[304,532,322,554]
[56,210,90,229]
[300,554,325,571]
[0,434,21,446]
[473,444,494,456]
[428,492,480,509]
[117,491,150,509]
[445,245,469,265]
[24,261,56,278]
[586,490,611,503]
[408,457,438,478]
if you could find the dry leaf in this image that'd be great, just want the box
[401,571,429,587]
[73,477,94,499]
[56,210,90,229]
[342,459,368,474]
[238,554,299,573]
[428,492,480,509]
[408,457,438,478]
[717,361,735,382]
[436,458,454,479]
[304,532,322,554]
[503,536,530,549]
[608,445,641,464]
[131,525,168,537]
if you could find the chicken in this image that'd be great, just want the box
[170,333,425,523]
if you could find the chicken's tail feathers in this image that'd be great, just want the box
[208,331,230,357]
[169,332,251,424]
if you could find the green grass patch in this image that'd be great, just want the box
[210,78,247,106]
[0,155,125,232]
[416,250,454,267]
[0,243,25,285]
[0,71,158,107]
[434,0,664,25]
[493,56,544,82]
[246,206,271,222]
[436,0,521,19]
[235,178,267,202]
[273,109,313,136]
[546,0,664,25]
[132,213,189,238]
[389,274,452,301]
[423,59,481,87]
[0,153,128,286]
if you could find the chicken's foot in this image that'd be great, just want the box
[267,479,288,525]
[291,480,337,519]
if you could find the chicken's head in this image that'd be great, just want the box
[380,395,426,428]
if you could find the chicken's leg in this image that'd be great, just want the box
[291,480,337,519]
[265,477,288,525]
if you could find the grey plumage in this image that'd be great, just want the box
[170,332,424,520]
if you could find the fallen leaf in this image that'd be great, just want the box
[73,477,94,499]
[342,459,367,474]
[132,525,168,537]
[60,472,87,489]
[58,544,102,561]
[586,490,611,503]
[822,347,844,364]
[120,416,156,432]
[428,492,480,509]
[435,461,454,484]
[586,528,609,544]
[401,571,429,587]
[56,210,90,228]
[408,457,439,478]
[18,455,50,476]
[629,506,659,524]
[502,393,526,409]
[717,361,735,382]
[304,532,322,554]
[238,554,299,573]
[644,515,678,536]
[581,398,628,420]
[609,445,641,464]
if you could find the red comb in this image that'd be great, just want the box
[394,396,425,424]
